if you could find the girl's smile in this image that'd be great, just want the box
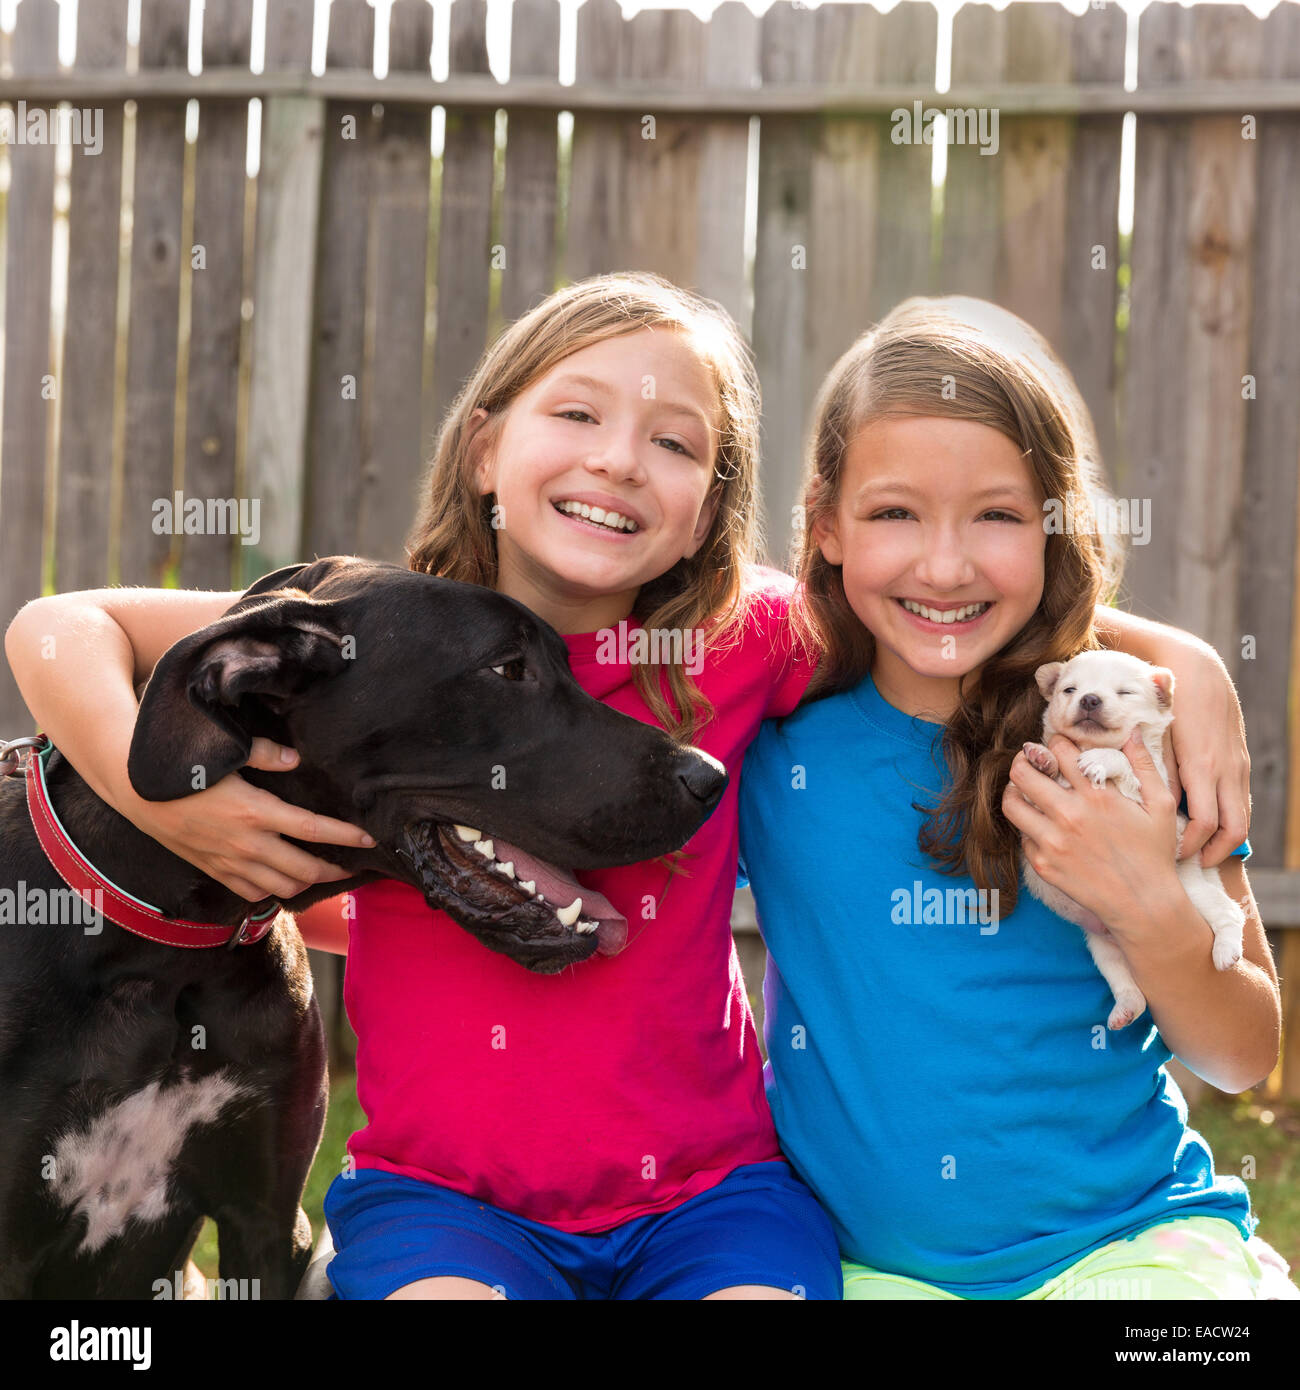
[814,415,1046,721]
[891,596,996,630]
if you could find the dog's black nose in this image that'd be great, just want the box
[675,748,727,808]
[1079,693,1102,712]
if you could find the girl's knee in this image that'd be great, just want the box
[386,1276,505,1300]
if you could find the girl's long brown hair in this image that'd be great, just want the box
[790,296,1127,911]
[406,272,764,745]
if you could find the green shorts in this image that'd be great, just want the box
[842,1217,1262,1300]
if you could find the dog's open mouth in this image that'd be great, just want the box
[395,820,627,973]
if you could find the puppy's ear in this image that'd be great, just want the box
[129,596,349,801]
[1034,662,1066,700]
[1149,666,1175,710]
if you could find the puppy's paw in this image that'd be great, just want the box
[1077,747,1129,789]
[1023,742,1059,778]
[1107,989,1146,1031]
[1212,935,1243,971]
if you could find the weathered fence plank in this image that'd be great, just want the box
[0,0,58,732]
[358,0,433,565]
[565,0,630,284]
[242,0,321,582]
[428,0,494,446]
[181,0,253,590]
[1059,3,1126,472]
[500,0,560,324]
[752,0,817,570]
[57,0,128,595]
[304,0,374,562]
[939,2,1003,297]
[1178,6,1260,664]
[696,1,758,332]
[120,0,189,589]
[866,1,938,323]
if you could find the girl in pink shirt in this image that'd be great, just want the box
[318,271,841,1299]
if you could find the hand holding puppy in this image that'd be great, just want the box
[1007,730,1181,939]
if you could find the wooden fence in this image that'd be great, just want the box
[0,0,1297,1095]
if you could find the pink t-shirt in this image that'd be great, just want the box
[342,565,817,1232]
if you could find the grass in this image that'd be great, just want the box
[1184,1091,1300,1267]
[189,1072,1300,1287]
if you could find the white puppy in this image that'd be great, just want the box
[1019,650,1246,1030]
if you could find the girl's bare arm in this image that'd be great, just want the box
[1110,857,1279,1093]
[5,588,376,901]
[1093,604,1250,867]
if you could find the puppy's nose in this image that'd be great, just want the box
[675,747,727,809]
[1079,693,1102,713]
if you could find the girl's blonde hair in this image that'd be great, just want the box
[406,272,763,744]
[790,295,1126,911]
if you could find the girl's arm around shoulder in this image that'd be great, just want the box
[1093,604,1249,868]
[5,584,373,902]
[5,586,244,811]
[735,565,818,718]
[8,584,244,690]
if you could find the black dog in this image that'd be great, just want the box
[0,555,726,1299]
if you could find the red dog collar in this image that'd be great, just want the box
[10,735,279,949]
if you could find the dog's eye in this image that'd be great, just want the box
[1062,686,1076,694]
[1117,690,1131,696]
[489,658,529,682]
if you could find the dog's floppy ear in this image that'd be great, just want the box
[128,595,349,801]
[1034,661,1066,700]
[237,554,360,600]
[1149,666,1175,710]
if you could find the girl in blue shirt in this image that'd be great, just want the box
[737,296,1281,1299]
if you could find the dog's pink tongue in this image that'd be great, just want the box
[491,839,628,956]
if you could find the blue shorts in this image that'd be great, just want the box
[322,1160,843,1300]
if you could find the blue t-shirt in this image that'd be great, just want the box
[737,669,1254,1299]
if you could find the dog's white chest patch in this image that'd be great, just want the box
[50,1070,250,1253]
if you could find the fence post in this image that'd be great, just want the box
[0,0,59,734]
[242,0,321,586]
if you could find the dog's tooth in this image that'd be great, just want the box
[575,919,598,934]
[454,825,481,842]
[556,897,583,927]
[474,838,494,858]
[496,861,515,878]
[518,879,535,895]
